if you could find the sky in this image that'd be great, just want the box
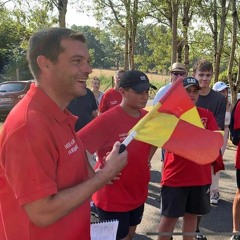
[4,1,96,27]
[66,7,97,27]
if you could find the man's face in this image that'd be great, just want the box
[120,88,149,110]
[114,71,125,89]
[193,70,212,89]
[185,85,200,104]
[171,71,187,83]
[92,79,100,91]
[48,39,92,101]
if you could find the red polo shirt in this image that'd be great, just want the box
[0,84,90,240]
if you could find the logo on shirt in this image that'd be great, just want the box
[119,133,128,142]
[201,117,208,128]
[64,138,79,155]
[110,100,118,106]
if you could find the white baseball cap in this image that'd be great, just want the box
[212,81,228,92]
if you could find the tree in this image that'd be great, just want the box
[78,0,145,70]
[181,0,194,70]
[0,6,28,76]
[45,0,68,27]
[135,24,172,73]
[145,0,195,68]
[0,1,56,79]
[170,0,179,64]
[227,0,240,104]
[196,0,230,82]
[12,0,68,27]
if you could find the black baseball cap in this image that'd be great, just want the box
[183,77,202,90]
[119,70,157,93]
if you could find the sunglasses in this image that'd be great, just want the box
[172,72,186,76]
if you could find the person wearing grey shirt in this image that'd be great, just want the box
[193,59,226,240]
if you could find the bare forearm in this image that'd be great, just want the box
[23,142,127,227]
[148,146,158,163]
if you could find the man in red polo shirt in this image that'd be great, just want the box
[0,28,127,240]
[99,69,125,113]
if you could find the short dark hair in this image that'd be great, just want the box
[27,27,86,78]
[193,59,213,73]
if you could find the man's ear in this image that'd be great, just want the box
[36,55,51,72]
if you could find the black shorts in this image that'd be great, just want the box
[160,185,210,218]
[96,204,144,240]
[236,169,240,189]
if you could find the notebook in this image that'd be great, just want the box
[91,219,119,240]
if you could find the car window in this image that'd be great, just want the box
[0,83,26,92]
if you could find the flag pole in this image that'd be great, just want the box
[119,131,137,153]
[119,101,162,153]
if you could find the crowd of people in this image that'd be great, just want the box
[0,27,239,240]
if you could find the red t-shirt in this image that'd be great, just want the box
[0,84,90,240]
[234,101,240,169]
[98,88,122,113]
[162,107,219,187]
[78,106,151,212]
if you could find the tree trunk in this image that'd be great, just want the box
[171,0,178,64]
[182,0,191,71]
[228,0,237,104]
[58,0,68,27]
[124,27,129,70]
[128,0,138,70]
[212,0,218,78]
[214,0,228,82]
[124,0,130,70]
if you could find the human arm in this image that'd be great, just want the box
[89,89,98,119]
[205,109,224,172]
[23,141,127,227]
[98,92,108,113]
[148,146,158,163]
[153,88,163,105]
[147,146,158,169]
[152,84,171,105]
[215,95,227,130]
[224,101,232,128]
[85,150,96,178]
[91,109,98,119]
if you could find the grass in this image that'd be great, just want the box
[89,69,169,92]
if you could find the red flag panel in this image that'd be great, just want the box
[158,79,193,118]
[163,119,223,165]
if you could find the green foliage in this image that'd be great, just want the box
[3,53,33,80]
[76,24,125,69]
[149,79,165,91]
[145,24,172,73]
[0,7,27,73]
[71,25,120,68]
[219,67,239,84]
[0,1,57,79]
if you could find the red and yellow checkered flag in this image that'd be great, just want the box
[125,79,223,165]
